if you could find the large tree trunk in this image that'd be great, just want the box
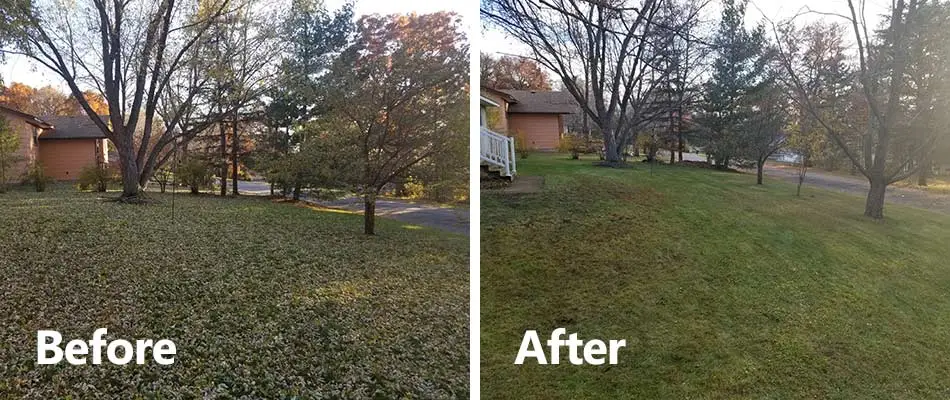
[756,159,765,185]
[363,193,377,235]
[864,177,886,219]
[219,121,227,196]
[603,134,621,164]
[917,152,931,186]
[677,131,684,162]
[231,116,239,196]
[116,139,142,200]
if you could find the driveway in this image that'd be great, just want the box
[674,152,950,215]
[758,163,950,215]
[234,180,470,235]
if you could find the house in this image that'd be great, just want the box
[0,105,109,182]
[480,87,575,151]
[480,87,576,179]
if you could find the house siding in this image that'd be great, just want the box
[0,110,39,182]
[480,91,509,134]
[38,139,100,181]
[508,113,562,151]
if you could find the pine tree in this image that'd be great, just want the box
[698,0,770,170]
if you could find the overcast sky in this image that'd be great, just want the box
[1,0,473,90]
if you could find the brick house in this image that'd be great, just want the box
[0,105,109,182]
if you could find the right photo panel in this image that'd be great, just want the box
[480,0,950,398]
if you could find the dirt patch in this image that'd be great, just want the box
[575,177,664,206]
[503,176,544,194]
[677,160,742,173]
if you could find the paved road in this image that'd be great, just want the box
[234,180,470,235]
[673,152,950,215]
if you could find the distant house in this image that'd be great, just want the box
[0,105,109,182]
[480,87,575,151]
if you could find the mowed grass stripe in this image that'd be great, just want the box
[482,153,950,399]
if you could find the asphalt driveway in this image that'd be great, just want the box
[234,180,470,235]
[676,152,950,215]
[758,163,950,215]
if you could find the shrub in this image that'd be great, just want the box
[152,168,173,193]
[558,134,582,159]
[0,116,19,193]
[512,130,530,159]
[425,181,464,203]
[78,164,118,192]
[402,176,426,199]
[22,163,54,192]
[177,158,214,194]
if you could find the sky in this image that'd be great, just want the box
[481,0,892,65]
[2,0,888,90]
[1,0,474,90]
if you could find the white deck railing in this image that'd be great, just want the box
[480,127,516,178]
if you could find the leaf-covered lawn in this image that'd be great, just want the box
[0,188,468,399]
[482,153,950,399]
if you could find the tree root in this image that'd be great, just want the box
[593,160,633,168]
[106,193,154,204]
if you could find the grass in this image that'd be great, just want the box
[0,187,468,398]
[481,153,950,399]
[893,175,950,194]
[769,160,950,194]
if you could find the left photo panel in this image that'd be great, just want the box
[0,0,471,397]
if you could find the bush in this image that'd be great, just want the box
[559,134,604,159]
[152,168,173,193]
[177,158,214,194]
[402,176,426,199]
[558,135,583,159]
[512,130,530,159]
[77,164,118,192]
[425,181,465,203]
[21,163,54,192]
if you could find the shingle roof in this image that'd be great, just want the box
[499,89,576,114]
[39,115,108,140]
[0,105,53,129]
[481,86,518,103]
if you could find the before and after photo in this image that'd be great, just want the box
[3,0,950,398]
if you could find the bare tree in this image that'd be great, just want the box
[773,0,938,218]
[482,0,706,164]
[656,0,710,163]
[742,81,788,184]
[203,0,281,196]
[1,0,234,201]
[779,21,854,196]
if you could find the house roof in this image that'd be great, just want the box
[39,115,108,140]
[480,95,501,107]
[499,89,576,114]
[481,86,518,103]
[0,105,53,129]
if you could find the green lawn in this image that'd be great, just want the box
[481,153,950,399]
[0,188,468,398]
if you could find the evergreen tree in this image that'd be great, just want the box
[698,0,770,170]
